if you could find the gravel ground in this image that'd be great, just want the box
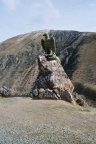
[0,97,96,144]
[0,124,95,144]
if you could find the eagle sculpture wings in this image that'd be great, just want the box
[41,33,56,55]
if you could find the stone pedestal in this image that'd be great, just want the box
[31,55,75,104]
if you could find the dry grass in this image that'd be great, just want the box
[0,97,96,144]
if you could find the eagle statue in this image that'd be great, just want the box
[41,33,56,56]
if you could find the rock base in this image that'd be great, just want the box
[31,55,75,105]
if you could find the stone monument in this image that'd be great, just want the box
[31,33,75,104]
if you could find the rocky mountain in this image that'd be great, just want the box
[0,30,96,102]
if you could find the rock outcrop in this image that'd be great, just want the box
[31,55,75,104]
[0,86,9,97]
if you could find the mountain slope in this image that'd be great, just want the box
[0,30,96,101]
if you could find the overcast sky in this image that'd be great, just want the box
[0,0,96,42]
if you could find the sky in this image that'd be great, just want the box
[0,0,96,42]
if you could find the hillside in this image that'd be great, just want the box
[0,30,96,102]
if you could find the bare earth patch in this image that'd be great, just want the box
[0,97,96,144]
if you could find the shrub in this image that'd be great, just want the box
[73,82,96,101]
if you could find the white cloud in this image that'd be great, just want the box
[44,0,60,22]
[28,0,60,29]
[2,0,16,10]
[0,0,61,40]
[45,0,60,18]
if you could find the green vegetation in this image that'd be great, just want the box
[29,42,34,47]
[0,69,3,75]
[0,97,17,105]
[73,82,96,101]
[78,108,91,112]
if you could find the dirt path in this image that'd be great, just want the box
[0,97,96,144]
